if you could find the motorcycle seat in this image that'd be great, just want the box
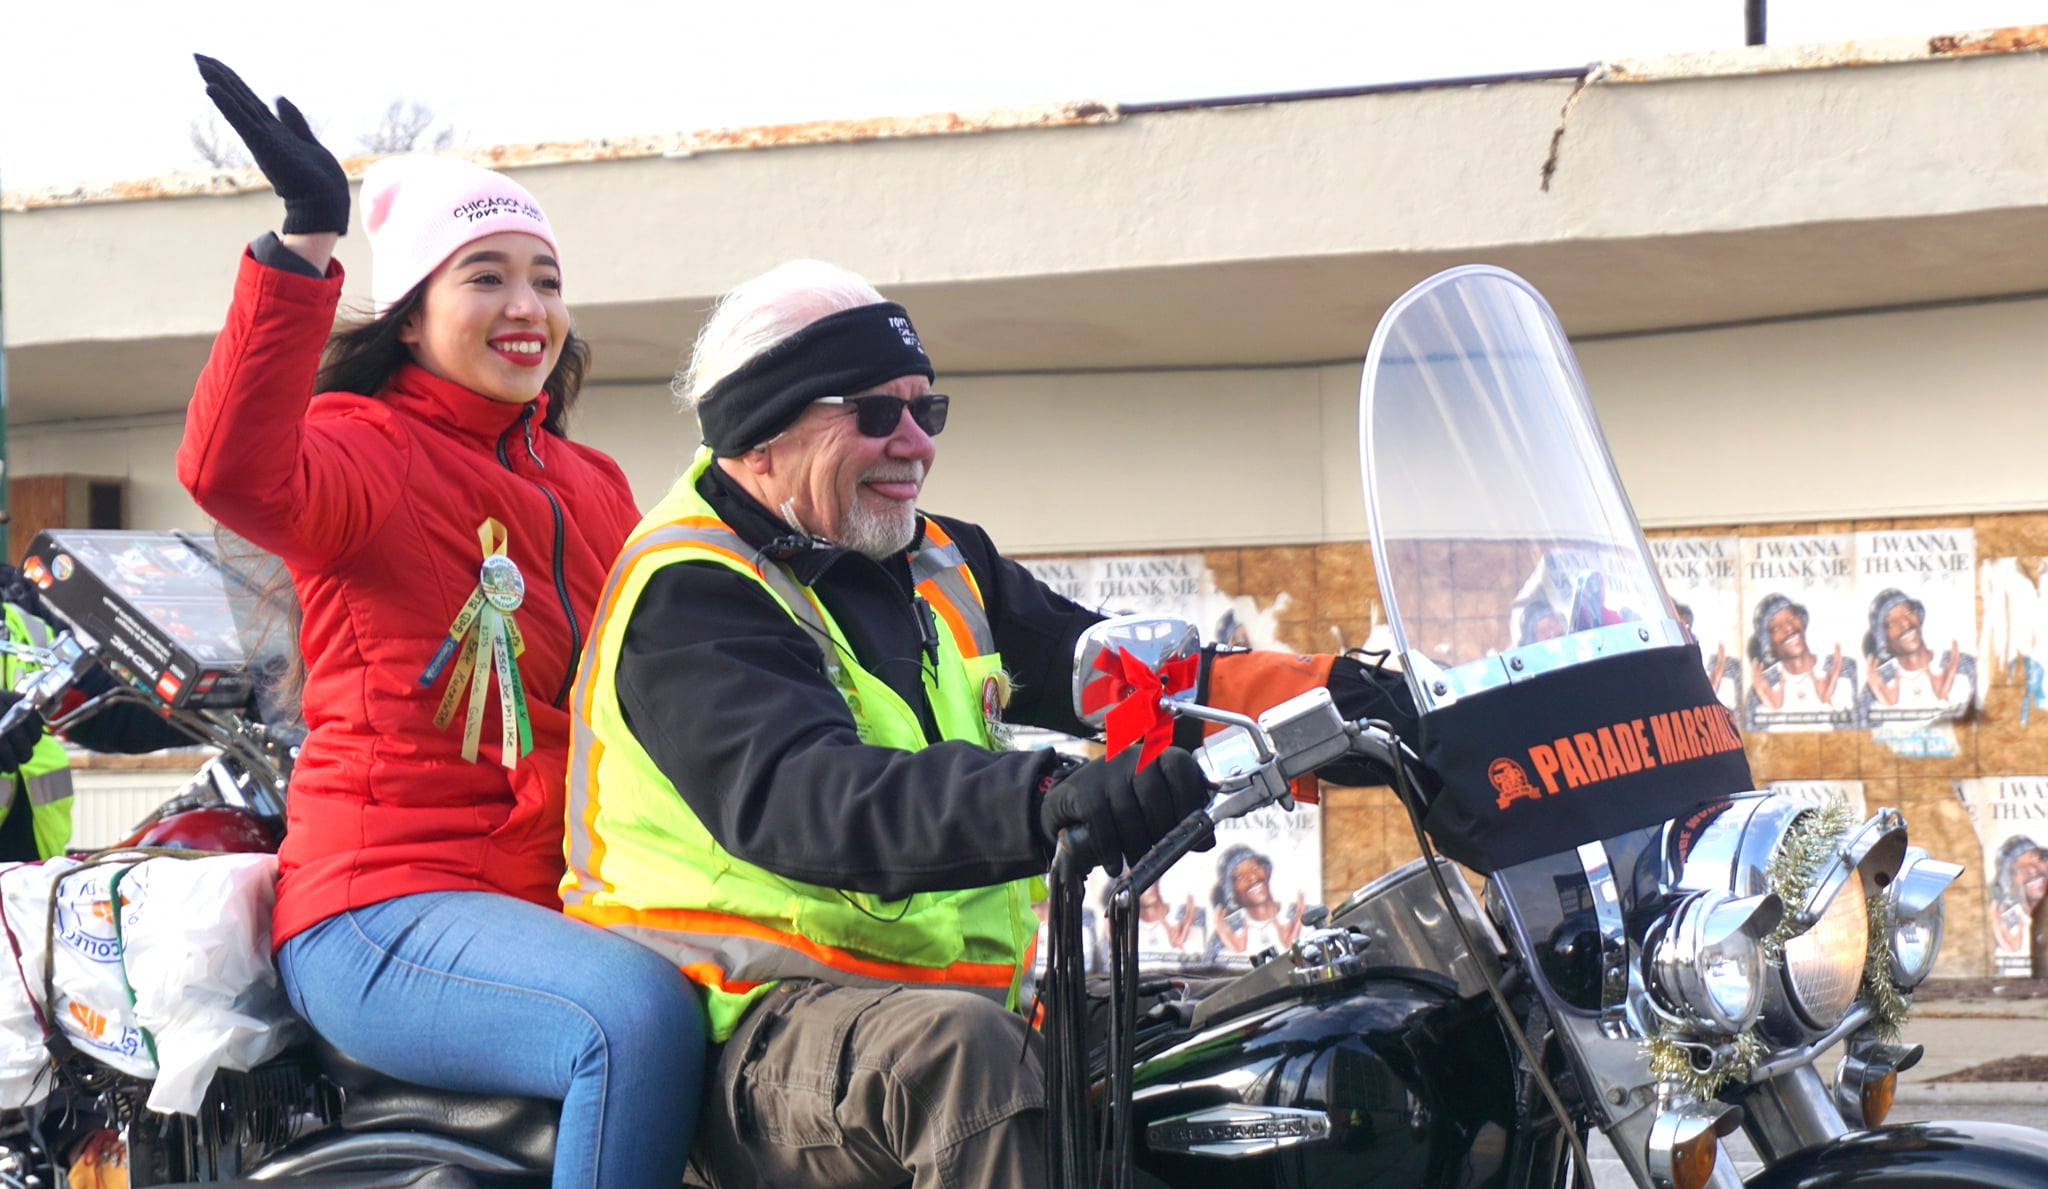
[313,1036,559,1171]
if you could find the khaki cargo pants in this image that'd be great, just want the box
[686,980,1047,1189]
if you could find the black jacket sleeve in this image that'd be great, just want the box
[59,662,202,754]
[615,560,1067,900]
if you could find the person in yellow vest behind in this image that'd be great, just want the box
[0,564,198,861]
[562,260,1416,1189]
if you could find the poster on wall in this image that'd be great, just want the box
[1653,537,1744,711]
[1852,530,1977,727]
[1768,780,1868,818]
[1739,535,1860,732]
[1030,800,1323,980]
[1955,777,2048,978]
[1018,554,1293,651]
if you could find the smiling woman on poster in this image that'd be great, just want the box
[1745,593,1858,730]
[1859,587,1975,723]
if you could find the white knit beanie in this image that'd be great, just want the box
[361,154,561,312]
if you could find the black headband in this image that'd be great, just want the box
[697,302,936,456]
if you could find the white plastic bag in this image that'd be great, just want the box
[122,853,302,1114]
[2,857,155,1080]
[0,853,303,1114]
[0,864,52,1110]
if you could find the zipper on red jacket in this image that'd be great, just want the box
[498,405,582,707]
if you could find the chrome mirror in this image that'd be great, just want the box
[1072,615,1201,731]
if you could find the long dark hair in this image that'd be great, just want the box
[314,281,591,436]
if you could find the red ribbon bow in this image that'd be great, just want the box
[1080,646,1199,768]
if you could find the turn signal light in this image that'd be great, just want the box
[1647,1102,1741,1189]
[1860,1068,1897,1128]
[1670,1130,1718,1189]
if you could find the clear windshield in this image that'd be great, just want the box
[1361,267,1680,714]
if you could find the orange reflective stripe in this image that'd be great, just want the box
[568,902,1019,990]
[681,962,765,997]
[920,524,985,603]
[918,580,984,659]
[567,537,716,905]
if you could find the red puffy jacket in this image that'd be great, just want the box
[179,252,641,946]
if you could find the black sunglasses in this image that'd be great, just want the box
[814,393,949,438]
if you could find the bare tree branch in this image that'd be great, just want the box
[189,117,250,169]
[358,99,460,154]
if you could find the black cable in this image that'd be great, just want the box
[1382,726,1595,1189]
[1042,842,1093,1189]
[1104,884,1140,1189]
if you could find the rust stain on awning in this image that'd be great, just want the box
[4,101,1120,212]
[1599,23,2048,84]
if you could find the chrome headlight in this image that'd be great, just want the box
[1886,846,1962,989]
[1645,891,1777,1033]
[1669,794,1909,1039]
[1781,871,1868,1030]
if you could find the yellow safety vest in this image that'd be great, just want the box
[2,603,74,860]
[562,448,1037,1041]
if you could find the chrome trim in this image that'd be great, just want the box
[1788,809,1906,932]
[1407,619,1687,710]
[1644,892,1777,1034]
[1741,1064,1847,1164]
[1746,1003,1874,1083]
[1070,614,1200,730]
[1145,1105,1332,1159]
[1325,855,1505,1000]
[1287,926,1371,990]
[1887,846,1960,987]
[249,1133,534,1179]
[1578,841,1632,1037]
[1891,847,1963,917]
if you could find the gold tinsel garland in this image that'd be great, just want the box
[1862,889,1911,1042]
[1642,1029,1766,1100]
[1759,801,1856,963]
[1643,799,1911,1098]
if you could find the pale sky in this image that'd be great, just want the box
[5,0,2047,191]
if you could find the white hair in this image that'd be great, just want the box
[675,259,887,410]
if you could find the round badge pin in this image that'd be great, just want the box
[479,555,525,612]
[981,674,1004,722]
[51,555,73,582]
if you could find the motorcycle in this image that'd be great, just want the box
[4,266,2045,1189]
[1041,265,2048,1188]
[0,531,560,1188]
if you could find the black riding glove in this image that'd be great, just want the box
[1039,746,1214,873]
[194,54,350,236]
[1311,654,1418,788]
[0,693,45,776]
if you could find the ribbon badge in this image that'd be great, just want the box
[1080,646,1198,768]
[418,518,533,768]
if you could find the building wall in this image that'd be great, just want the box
[33,290,2038,554]
[1164,507,2048,981]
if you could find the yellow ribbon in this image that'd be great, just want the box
[420,518,532,767]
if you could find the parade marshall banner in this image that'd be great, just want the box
[1421,643,1754,872]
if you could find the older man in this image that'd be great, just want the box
[562,260,1408,1188]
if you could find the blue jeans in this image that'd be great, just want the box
[276,891,705,1189]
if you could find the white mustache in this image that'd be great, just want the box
[863,464,925,485]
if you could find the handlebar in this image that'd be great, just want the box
[1056,687,1420,894]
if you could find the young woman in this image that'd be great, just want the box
[180,57,703,1189]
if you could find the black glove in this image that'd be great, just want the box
[194,54,350,236]
[1039,746,1213,872]
[1322,654,1432,789]
[0,693,45,776]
